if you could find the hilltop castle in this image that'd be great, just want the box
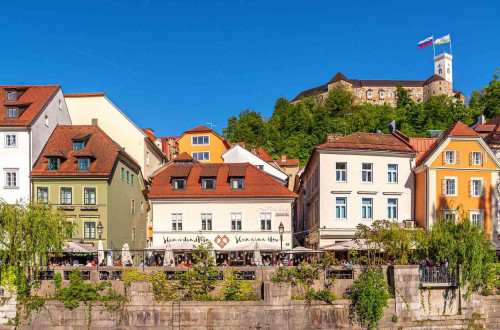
[291,52,463,106]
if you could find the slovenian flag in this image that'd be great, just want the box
[418,36,434,49]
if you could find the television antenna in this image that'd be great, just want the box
[205,122,217,130]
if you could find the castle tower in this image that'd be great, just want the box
[434,52,453,84]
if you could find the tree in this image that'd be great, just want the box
[396,84,413,109]
[483,69,500,119]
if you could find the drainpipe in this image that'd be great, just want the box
[28,126,33,200]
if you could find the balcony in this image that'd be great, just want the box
[419,266,459,287]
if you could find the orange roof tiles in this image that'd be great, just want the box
[317,132,416,153]
[150,163,297,199]
[32,125,139,177]
[475,124,495,133]
[408,137,437,162]
[64,92,105,97]
[256,147,274,162]
[1,85,60,126]
[173,152,195,162]
[185,125,213,133]
[142,128,157,142]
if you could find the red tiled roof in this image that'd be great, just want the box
[415,122,479,167]
[185,125,213,133]
[484,124,500,146]
[43,149,68,159]
[475,124,495,133]
[32,125,140,177]
[150,163,297,199]
[64,92,105,97]
[173,152,195,162]
[142,128,157,142]
[72,149,96,158]
[485,116,500,126]
[317,132,416,153]
[256,147,274,162]
[200,164,219,177]
[0,85,60,126]
[275,158,300,166]
[408,137,437,162]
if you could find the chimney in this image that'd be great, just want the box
[91,118,98,126]
[251,146,256,155]
[145,128,155,135]
[326,133,343,142]
[388,120,396,133]
[477,114,485,126]
[281,155,286,162]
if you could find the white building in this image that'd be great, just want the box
[149,159,297,263]
[0,85,72,204]
[297,132,416,248]
[64,93,165,180]
[222,144,289,185]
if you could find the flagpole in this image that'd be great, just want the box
[432,35,436,58]
[449,34,452,55]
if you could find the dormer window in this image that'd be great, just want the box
[6,91,16,101]
[78,158,90,171]
[73,141,84,150]
[48,157,60,171]
[7,108,18,118]
[202,178,216,190]
[172,178,186,190]
[230,178,244,190]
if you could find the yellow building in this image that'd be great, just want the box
[413,122,500,237]
[176,125,232,163]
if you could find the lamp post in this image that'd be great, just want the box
[97,222,104,266]
[278,222,284,251]
[97,222,103,240]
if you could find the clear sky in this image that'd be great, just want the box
[2,0,499,137]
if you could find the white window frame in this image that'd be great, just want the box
[387,164,398,183]
[7,108,18,118]
[6,91,16,101]
[387,198,398,220]
[192,151,210,161]
[37,186,49,204]
[230,212,243,231]
[379,91,385,99]
[366,91,373,99]
[470,178,484,197]
[230,178,245,190]
[335,197,347,220]
[5,133,17,147]
[172,178,186,190]
[471,152,483,165]
[444,150,456,164]
[83,187,97,205]
[443,209,458,222]
[191,135,210,145]
[172,213,183,231]
[361,198,373,220]
[4,169,19,188]
[84,221,96,239]
[201,213,213,231]
[60,187,73,205]
[361,163,373,183]
[470,210,484,228]
[201,178,216,190]
[335,162,347,183]
[260,212,272,231]
[443,177,457,196]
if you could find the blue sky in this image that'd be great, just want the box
[1,0,499,137]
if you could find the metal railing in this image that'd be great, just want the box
[419,266,459,285]
[326,269,354,280]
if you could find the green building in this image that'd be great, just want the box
[31,125,148,250]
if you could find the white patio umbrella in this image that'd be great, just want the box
[97,239,105,265]
[163,242,174,266]
[253,242,262,265]
[121,243,132,264]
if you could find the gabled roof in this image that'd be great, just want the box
[256,147,274,162]
[176,125,232,149]
[173,152,195,162]
[475,124,496,133]
[149,163,297,199]
[142,128,157,142]
[415,122,479,167]
[275,158,300,166]
[316,132,416,153]
[0,85,60,126]
[32,125,140,177]
[185,125,213,133]
[64,92,105,98]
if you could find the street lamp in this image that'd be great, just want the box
[278,222,284,251]
[97,222,103,240]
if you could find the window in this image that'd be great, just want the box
[37,187,49,204]
[48,157,60,171]
[470,211,484,228]
[192,136,209,145]
[444,151,456,164]
[201,213,212,230]
[59,99,62,110]
[230,178,244,190]
[260,212,272,231]
[387,164,398,183]
[146,152,150,166]
[361,163,373,183]
[443,178,457,196]
[202,178,215,190]
[389,92,394,98]
[379,91,385,99]
[471,152,483,165]
[335,197,347,220]
[121,167,125,180]
[4,169,18,187]
[84,222,96,239]
[336,163,347,182]
[231,212,242,230]
[140,201,144,214]
[172,213,183,231]
[361,198,373,220]
[6,91,16,101]
[126,171,130,183]
[7,108,18,118]
[78,158,90,171]
[356,92,361,98]
[443,210,458,221]
[5,134,17,147]
[45,115,49,127]
[131,174,134,186]
[73,141,84,150]
[131,199,135,214]
[132,227,136,241]
[470,179,484,197]
[256,165,264,170]
[387,199,398,219]
[172,179,186,190]
[84,187,96,205]
[60,187,72,205]
[192,152,210,161]
[366,91,373,99]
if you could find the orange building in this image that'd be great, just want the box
[176,125,232,163]
[412,122,500,236]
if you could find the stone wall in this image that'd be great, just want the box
[0,286,17,325]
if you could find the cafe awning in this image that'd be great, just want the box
[63,241,97,254]
[225,242,281,252]
[146,242,198,251]
[283,246,323,254]
[322,239,370,251]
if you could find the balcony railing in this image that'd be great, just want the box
[419,266,459,286]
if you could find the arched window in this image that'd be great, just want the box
[366,90,373,99]
[379,90,385,99]
[447,68,450,74]
[439,68,442,75]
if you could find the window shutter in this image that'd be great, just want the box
[483,152,487,166]
[482,179,486,196]
[469,152,472,166]
[442,179,447,195]
[442,152,445,165]
[456,151,461,164]
[468,180,472,197]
